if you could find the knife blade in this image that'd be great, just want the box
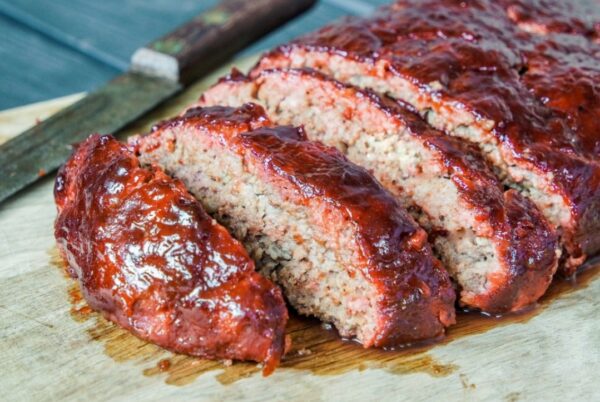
[0,0,316,203]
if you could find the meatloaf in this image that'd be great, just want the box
[253,0,600,274]
[54,134,288,374]
[498,0,600,38]
[132,103,456,346]
[199,68,559,313]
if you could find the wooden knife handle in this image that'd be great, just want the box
[131,0,316,84]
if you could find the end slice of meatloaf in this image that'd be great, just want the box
[54,134,288,375]
[199,68,560,314]
[252,0,600,274]
[132,103,456,346]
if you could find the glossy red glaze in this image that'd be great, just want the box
[140,104,456,346]
[422,133,558,311]
[209,68,559,312]
[244,125,457,343]
[255,0,600,271]
[54,134,288,375]
[500,0,600,38]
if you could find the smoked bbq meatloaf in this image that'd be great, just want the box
[499,0,600,38]
[253,0,600,273]
[200,68,559,313]
[54,134,288,374]
[132,103,456,346]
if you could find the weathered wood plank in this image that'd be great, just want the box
[0,0,382,70]
[0,0,219,70]
[240,1,353,56]
[0,15,117,110]
[0,0,358,110]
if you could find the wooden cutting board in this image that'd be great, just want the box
[1,57,598,402]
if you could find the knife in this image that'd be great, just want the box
[0,0,316,203]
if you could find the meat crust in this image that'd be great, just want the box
[253,0,600,273]
[199,68,559,313]
[499,0,600,38]
[134,104,456,346]
[54,134,288,374]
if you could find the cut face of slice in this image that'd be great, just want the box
[199,68,559,313]
[251,0,600,273]
[54,134,288,375]
[133,103,456,346]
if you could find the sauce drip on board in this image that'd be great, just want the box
[48,247,599,386]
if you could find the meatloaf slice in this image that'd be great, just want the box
[252,0,600,274]
[199,68,559,313]
[54,134,288,375]
[499,0,600,38]
[133,103,456,346]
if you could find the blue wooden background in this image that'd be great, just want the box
[0,0,389,110]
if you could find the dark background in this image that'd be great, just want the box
[0,0,389,110]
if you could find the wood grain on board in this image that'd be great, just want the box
[237,1,364,57]
[0,14,117,110]
[0,0,385,67]
[0,0,220,70]
[0,58,598,402]
[0,0,382,110]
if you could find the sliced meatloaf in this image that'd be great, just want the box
[54,134,288,375]
[252,0,600,274]
[199,68,559,313]
[132,103,456,346]
[498,0,600,38]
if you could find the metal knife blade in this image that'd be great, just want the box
[0,0,316,203]
[0,73,180,203]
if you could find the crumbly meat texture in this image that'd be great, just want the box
[133,104,456,346]
[54,134,288,375]
[199,68,559,313]
[252,0,600,274]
